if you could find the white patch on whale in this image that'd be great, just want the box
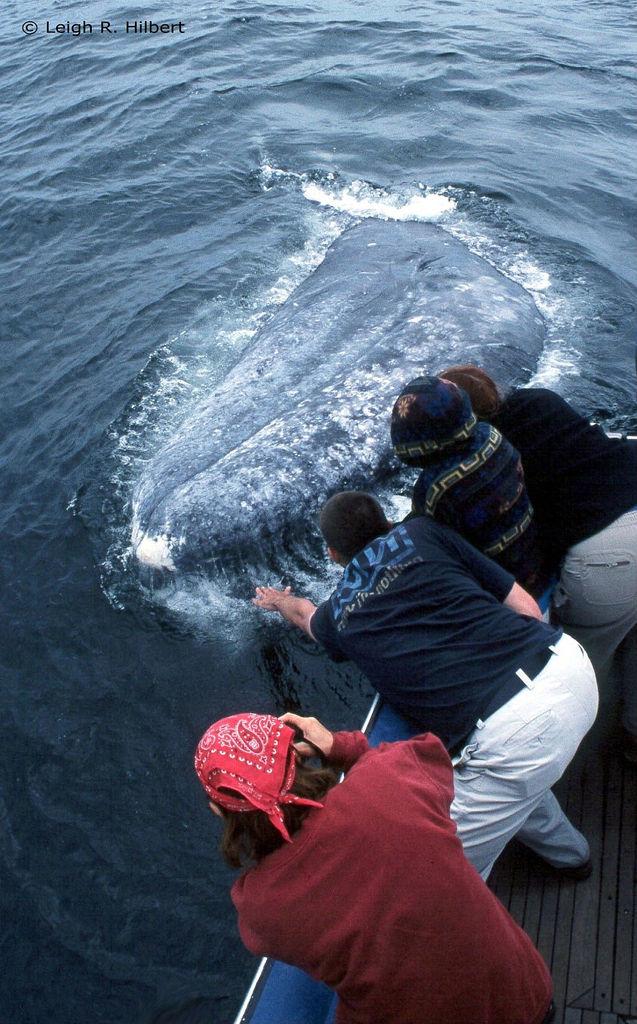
[131,516,176,570]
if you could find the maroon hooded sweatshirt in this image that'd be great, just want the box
[232,730,552,1024]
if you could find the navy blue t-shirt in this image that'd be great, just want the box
[311,517,561,751]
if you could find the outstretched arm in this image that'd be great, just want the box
[503,581,542,620]
[253,586,318,638]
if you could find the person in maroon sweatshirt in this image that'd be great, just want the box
[194,711,554,1024]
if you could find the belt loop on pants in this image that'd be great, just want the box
[515,646,555,690]
[515,667,535,689]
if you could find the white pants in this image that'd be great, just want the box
[553,508,637,735]
[450,632,598,880]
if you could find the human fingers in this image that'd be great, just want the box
[252,586,279,608]
[280,713,334,756]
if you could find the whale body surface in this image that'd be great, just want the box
[132,220,545,570]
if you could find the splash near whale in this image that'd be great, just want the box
[131,220,545,571]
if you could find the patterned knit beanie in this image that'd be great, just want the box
[391,376,477,466]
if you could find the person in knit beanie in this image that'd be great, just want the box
[390,375,549,595]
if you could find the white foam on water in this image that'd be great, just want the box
[260,163,305,187]
[507,257,551,292]
[302,180,456,222]
[527,344,581,387]
[153,577,251,634]
[260,163,456,224]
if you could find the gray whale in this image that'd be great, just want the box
[132,220,545,570]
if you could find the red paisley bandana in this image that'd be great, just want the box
[194,713,323,842]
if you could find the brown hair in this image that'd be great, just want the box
[438,365,502,419]
[218,760,339,868]
[319,491,390,562]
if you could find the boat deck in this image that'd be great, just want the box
[489,711,637,1024]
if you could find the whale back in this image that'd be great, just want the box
[132,221,545,569]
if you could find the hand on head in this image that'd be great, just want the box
[280,712,334,759]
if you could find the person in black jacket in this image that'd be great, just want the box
[439,364,637,762]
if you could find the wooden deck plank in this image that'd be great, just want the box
[537,871,560,976]
[489,849,515,911]
[550,878,577,1019]
[522,864,544,950]
[612,757,636,1017]
[578,1014,630,1024]
[595,754,622,1011]
[508,846,530,928]
[566,748,605,1007]
[550,762,586,1021]
[563,1009,582,1024]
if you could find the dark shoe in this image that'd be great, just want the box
[551,857,592,881]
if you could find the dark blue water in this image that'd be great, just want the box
[1,1,636,1021]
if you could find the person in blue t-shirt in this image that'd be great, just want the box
[253,491,598,879]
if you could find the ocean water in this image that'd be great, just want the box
[1,1,636,1021]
